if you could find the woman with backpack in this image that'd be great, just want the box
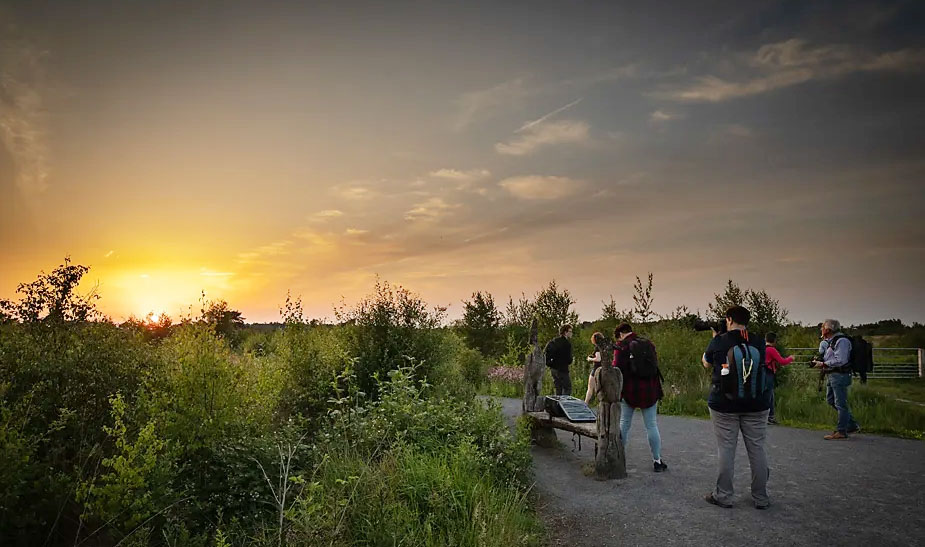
[584,331,614,405]
[613,322,667,472]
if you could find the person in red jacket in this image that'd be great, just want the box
[765,332,794,425]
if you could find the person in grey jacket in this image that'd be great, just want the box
[812,319,861,440]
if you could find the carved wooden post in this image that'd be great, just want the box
[593,365,627,479]
[523,319,557,446]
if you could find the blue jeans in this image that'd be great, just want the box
[825,372,859,433]
[620,401,661,461]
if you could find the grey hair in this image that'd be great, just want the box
[823,319,841,332]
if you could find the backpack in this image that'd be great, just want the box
[627,337,659,378]
[721,341,770,401]
[829,335,873,375]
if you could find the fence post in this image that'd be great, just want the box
[919,348,924,378]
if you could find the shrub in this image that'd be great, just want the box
[334,279,447,396]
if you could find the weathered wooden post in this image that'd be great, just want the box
[523,319,557,447]
[593,364,627,479]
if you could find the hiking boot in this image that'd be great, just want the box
[755,503,770,510]
[704,493,732,508]
[823,431,848,440]
[653,460,668,473]
[847,425,861,434]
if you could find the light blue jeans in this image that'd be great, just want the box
[620,401,662,461]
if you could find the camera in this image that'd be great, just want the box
[692,318,728,335]
[807,352,823,368]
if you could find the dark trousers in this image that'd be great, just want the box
[550,367,572,396]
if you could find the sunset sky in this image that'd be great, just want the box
[2,1,924,325]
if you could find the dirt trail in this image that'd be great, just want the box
[495,397,925,547]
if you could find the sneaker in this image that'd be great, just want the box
[653,460,668,473]
[704,493,732,508]
[767,417,778,425]
[755,503,770,510]
[847,425,861,434]
[823,431,848,440]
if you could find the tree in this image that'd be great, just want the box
[600,295,633,323]
[632,273,655,323]
[334,278,447,395]
[201,298,245,341]
[533,280,579,344]
[0,257,100,323]
[744,289,788,334]
[707,280,788,333]
[460,291,503,358]
[707,279,746,321]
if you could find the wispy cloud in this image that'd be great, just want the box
[428,168,491,182]
[104,250,115,258]
[499,175,584,200]
[0,30,50,208]
[453,66,634,130]
[344,228,369,236]
[333,185,374,200]
[404,197,459,221]
[495,120,589,156]
[309,209,344,222]
[649,110,682,123]
[516,98,582,133]
[662,39,925,103]
[453,77,528,130]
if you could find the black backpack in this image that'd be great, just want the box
[829,334,873,375]
[627,337,659,378]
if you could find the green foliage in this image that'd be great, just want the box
[600,295,633,323]
[707,279,789,333]
[288,365,540,546]
[0,257,100,323]
[632,273,655,323]
[459,291,504,358]
[504,281,579,347]
[77,394,171,531]
[200,298,246,345]
[334,278,447,395]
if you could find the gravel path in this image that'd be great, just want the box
[495,397,925,547]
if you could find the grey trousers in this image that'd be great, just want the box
[709,408,770,506]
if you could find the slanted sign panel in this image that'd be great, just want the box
[545,395,597,422]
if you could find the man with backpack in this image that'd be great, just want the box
[613,322,667,472]
[702,306,772,509]
[812,319,861,440]
[544,324,574,396]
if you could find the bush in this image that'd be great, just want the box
[334,279,447,396]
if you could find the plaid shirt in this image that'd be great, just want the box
[613,333,663,409]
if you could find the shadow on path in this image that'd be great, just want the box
[494,397,925,547]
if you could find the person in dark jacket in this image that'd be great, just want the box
[701,305,771,509]
[613,322,667,472]
[544,324,574,395]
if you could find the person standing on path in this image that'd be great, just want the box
[584,331,614,405]
[764,332,794,425]
[812,319,861,440]
[702,305,771,509]
[612,322,667,472]
[545,324,574,396]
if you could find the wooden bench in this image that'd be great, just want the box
[521,319,626,480]
[525,410,597,438]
